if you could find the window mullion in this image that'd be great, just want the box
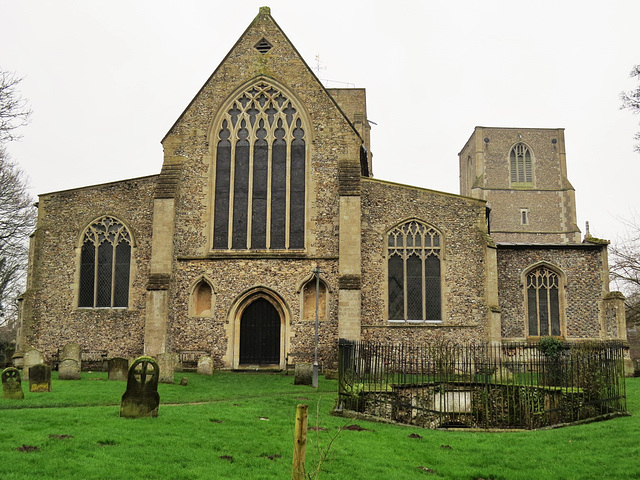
[284,128,292,250]
[247,132,255,249]
[110,241,116,307]
[227,130,237,250]
[93,241,99,308]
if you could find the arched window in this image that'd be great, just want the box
[526,266,562,337]
[78,216,131,308]
[510,143,533,184]
[213,82,306,250]
[192,279,214,316]
[387,221,442,321]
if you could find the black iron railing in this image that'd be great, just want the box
[337,340,627,429]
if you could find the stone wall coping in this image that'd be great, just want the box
[176,254,339,261]
[496,242,604,250]
[362,177,485,204]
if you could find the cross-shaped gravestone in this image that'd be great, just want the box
[120,356,160,418]
[2,367,24,399]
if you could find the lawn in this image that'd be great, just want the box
[0,371,638,479]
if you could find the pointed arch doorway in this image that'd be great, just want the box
[239,297,281,365]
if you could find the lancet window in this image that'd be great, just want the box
[510,143,533,184]
[78,216,131,308]
[213,82,306,250]
[387,221,442,321]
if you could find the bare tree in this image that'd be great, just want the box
[621,65,640,153]
[610,215,640,326]
[0,70,31,143]
[0,71,35,327]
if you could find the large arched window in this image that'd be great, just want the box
[387,220,442,321]
[213,82,306,250]
[510,143,533,184]
[78,216,131,308]
[526,266,562,337]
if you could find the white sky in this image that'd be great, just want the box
[1,0,639,244]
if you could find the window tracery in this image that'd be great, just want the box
[387,221,442,321]
[213,82,306,250]
[526,266,562,337]
[510,143,533,184]
[78,216,131,308]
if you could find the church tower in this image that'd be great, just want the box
[459,127,581,244]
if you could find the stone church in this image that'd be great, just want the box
[16,7,626,369]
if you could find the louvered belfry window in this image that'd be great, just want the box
[527,267,561,336]
[213,82,306,250]
[78,216,131,308]
[387,221,442,321]
[510,143,533,184]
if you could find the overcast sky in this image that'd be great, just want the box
[1,0,639,244]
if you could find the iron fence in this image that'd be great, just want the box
[337,340,627,429]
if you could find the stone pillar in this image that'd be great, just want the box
[603,291,627,341]
[483,236,502,344]
[144,145,184,356]
[337,157,362,342]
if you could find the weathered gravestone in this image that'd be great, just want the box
[58,343,82,380]
[107,357,129,381]
[157,353,179,384]
[197,355,213,375]
[22,347,44,381]
[2,367,24,399]
[120,356,160,418]
[294,363,313,385]
[29,364,52,392]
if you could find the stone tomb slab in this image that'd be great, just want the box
[58,343,82,380]
[22,348,44,381]
[29,364,52,392]
[107,357,129,381]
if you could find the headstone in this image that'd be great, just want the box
[107,357,129,381]
[294,363,313,385]
[197,356,213,375]
[22,347,44,381]
[157,353,179,384]
[29,364,52,392]
[120,356,160,418]
[1,367,24,399]
[58,343,82,380]
[179,377,188,386]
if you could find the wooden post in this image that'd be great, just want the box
[292,404,308,480]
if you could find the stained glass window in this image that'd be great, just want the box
[527,267,561,337]
[78,216,131,308]
[213,82,306,250]
[387,221,442,321]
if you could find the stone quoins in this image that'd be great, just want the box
[338,275,361,290]
[154,159,184,199]
[338,159,361,196]
[146,273,172,291]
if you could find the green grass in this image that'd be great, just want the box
[1,371,639,479]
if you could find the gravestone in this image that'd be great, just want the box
[29,364,52,392]
[294,363,313,385]
[58,343,82,380]
[2,367,24,399]
[197,356,213,375]
[120,356,160,418]
[157,353,179,384]
[22,347,44,381]
[107,357,129,381]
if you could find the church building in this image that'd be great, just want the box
[16,7,626,369]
